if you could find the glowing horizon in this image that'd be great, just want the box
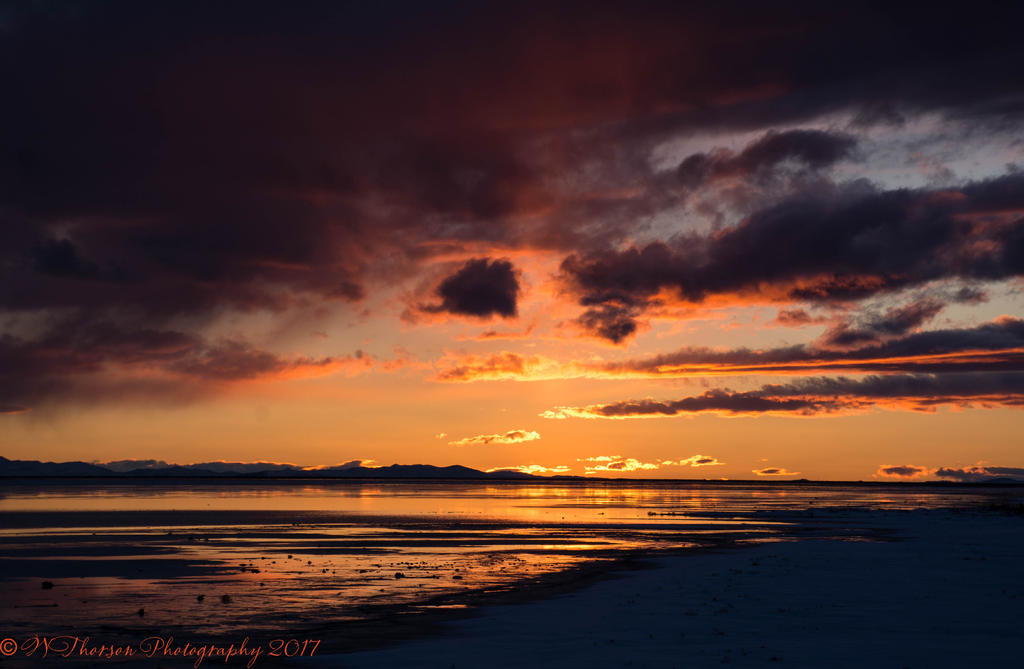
[2,2,1023,482]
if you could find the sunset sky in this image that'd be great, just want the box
[2,1,1023,480]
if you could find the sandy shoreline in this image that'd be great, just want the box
[290,508,1024,668]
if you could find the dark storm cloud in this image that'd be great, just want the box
[424,258,520,319]
[934,466,1024,482]
[166,339,365,381]
[563,173,1024,340]
[5,1,1024,291]
[3,0,1024,405]
[32,239,104,280]
[572,392,836,417]
[676,129,857,188]
[543,372,1024,419]
[773,308,830,327]
[950,286,988,304]
[575,304,639,344]
[819,298,945,349]
[597,317,1024,376]
[0,321,368,410]
[736,130,858,170]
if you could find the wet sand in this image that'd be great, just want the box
[296,508,1024,668]
[0,508,792,654]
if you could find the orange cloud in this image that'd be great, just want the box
[457,323,538,342]
[580,456,661,473]
[578,454,725,474]
[448,429,541,446]
[433,352,579,382]
[432,318,1024,385]
[875,464,931,479]
[591,316,1024,379]
[485,464,572,475]
[662,454,726,467]
[752,467,801,476]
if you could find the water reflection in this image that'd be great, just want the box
[0,479,1016,649]
[0,479,1009,517]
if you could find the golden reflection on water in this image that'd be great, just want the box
[0,480,1008,646]
[0,480,997,519]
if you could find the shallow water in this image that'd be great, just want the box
[1,479,1018,651]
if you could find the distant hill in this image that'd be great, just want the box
[0,456,113,476]
[976,476,1024,484]
[0,456,581,480]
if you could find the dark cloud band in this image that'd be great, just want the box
[542,372,1024,419]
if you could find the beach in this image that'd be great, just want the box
[2,482,1022,668]
[299,508,1024,668]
